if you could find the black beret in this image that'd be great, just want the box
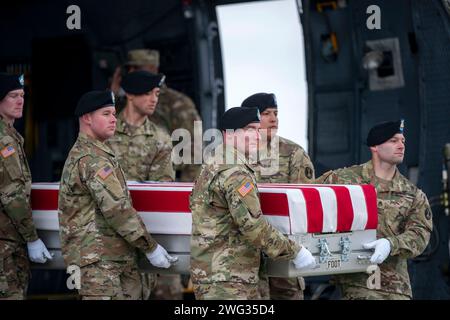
[75,90,115,117]
[122,71,165,95]
[219,107,260,131]
[0,73,24,100]
[367,119,405,146]
[241,92,277,113]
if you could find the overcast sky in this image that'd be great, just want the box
[216,0,309,150]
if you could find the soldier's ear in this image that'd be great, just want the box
[81,113,92,126]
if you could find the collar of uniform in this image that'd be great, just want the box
[361,160,375,183]
[0,115,7,130]
[263,135,285,160]
[0,115,20,142]
[0,115,13,129]
[361,160,407,192]
[115,111,154,137]
[389,168,409,192]
[230,146,255,172]
[205,144,254,172]
[78,132,115,156]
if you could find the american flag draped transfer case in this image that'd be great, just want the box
[31,182,378,277]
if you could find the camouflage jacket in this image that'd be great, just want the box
[107,112,175,182]
[149,86,201,182]
[190,145,300,285]
[317,160,433,297]
[0,116,38,245]
[254,136,315,183]
[58,133,158,267]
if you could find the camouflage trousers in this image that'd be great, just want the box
[140,273,157,300]
[258,277,271,300]
[0,242,29,300]
[194,282,262,300]
[258,276,305,300]
[150,274,184,300]
[80,260,144,300]
[340,285,411,300]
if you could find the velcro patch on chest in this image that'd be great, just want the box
[0,145,16,158]
[96,165,113,180]
[237,180,254,197]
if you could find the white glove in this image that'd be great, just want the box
[27,239,52,263]
[293,246,316,270]
[363,238,391,264]
[146,244,178,269]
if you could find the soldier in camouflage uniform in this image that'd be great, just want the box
[111,49,202,182]
[190,107,316,300]
[317,120,432,300]
[114,49,199,298]
[241,93,314,300]
[0,73,52,300]
[107,71,176,299]
[58,90,176,300]
[108,71,175,182]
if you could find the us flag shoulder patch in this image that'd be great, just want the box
[97,165,113,180]
[1,145,16,158]
[237,181,254,197]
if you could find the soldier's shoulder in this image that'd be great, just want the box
[320,164,363,182]
[147,119,162,133]
[0,120,7,136]
[397,172,425,196]
[70,142,111,168]
[277,136,300,154]
[278,136,310,155]
[219,165,253,186]
[334,164,364,175]
[278,136,299,148]
[0,123,14,146]
[0,131,12,146]
[61,148,92,181]
[68,138,98,158]
[149,120,171,142]
[78,153,116,180]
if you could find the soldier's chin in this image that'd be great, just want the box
[104,129,116,139]
[13,111,23,119]
[391,157,404,165]
[146,109,155,116]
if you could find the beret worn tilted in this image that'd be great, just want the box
[0,73,24,100]
[366,119,405,146]
[241,92,277,113]
[122,71,165,95]
[219,107,260,131]
[74,90,116,117]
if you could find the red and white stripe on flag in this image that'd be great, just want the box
[31,182,377,235]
